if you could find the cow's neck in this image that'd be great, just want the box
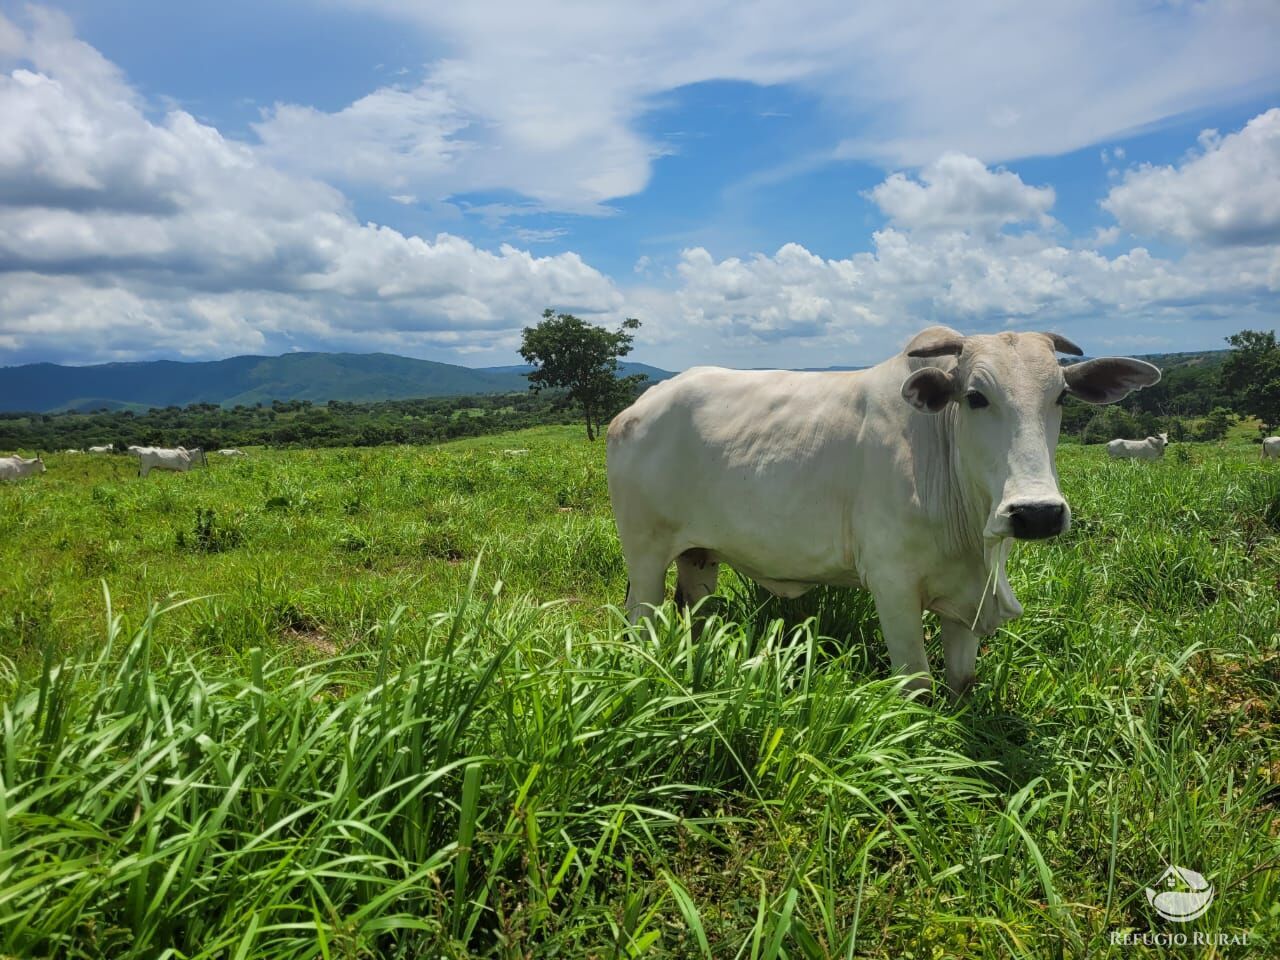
[932,404,990,561]
[930,404,1022,630]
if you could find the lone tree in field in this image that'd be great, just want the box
[519,310,645,440]
[1221,329,1280,434]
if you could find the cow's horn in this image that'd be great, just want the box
[905,326,965,358]
[1041,332,1084,356]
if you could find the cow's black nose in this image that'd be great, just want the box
[1008,502,1067,540]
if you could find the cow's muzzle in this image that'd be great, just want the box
[1004,499,1068,540]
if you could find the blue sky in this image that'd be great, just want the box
[1,1,1278,370]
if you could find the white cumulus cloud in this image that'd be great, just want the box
[623,193,1280,369]
[866,153,1055,234]
[0,8,620,364]
[1102,108,1280,246]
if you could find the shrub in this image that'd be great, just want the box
[176,507,245,553]
[1082,406,1140,444]
[1192,406,1235,441]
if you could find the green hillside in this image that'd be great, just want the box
[0,353,671,414]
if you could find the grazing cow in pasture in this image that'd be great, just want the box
[0,455,46,481]
[1262,437,1280,460]
[64,449,82,454]
[1107,432,1169,460]
[88,444,114,453]
[127,444,203,464]
[138,447,193,477]
[217,448,246,457]
[606,326,1160,699]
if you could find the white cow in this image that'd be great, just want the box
[1261,437,1280,459]
[64,449,82,454]
[607,327,1160,698]
[1107,432,1168,460]
[217,448,246,457]
[138,447,193,477]
[180,446,208,466]
[88,444,114,453]
[0,455,46,481]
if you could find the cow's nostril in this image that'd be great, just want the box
[1008,502,1067,540]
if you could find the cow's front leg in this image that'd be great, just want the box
[939,616,979,703]
[870,583,931,697]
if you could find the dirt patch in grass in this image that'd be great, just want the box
[1180,649,1280,739]
[281,624,337,658]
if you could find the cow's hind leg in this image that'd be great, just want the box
[624,549,670,624]
[675,549,719,630]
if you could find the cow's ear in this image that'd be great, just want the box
[902,367,956,413]
[1063,357,1161,404]
[1041,332,1084,356]
[905,325,965,358]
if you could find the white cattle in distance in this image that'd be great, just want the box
[1262,437,1280,459]
[126,442,202,463]
[133,445,207,466]
[0,455,46,481]
[217,448,246,457]
[1107,432,1169,459]
[88,444,114,453]
[64,449,82,454]
[138,447,194,477]
[606,326,1161,699]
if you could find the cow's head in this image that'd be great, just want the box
[901,326,1160,542]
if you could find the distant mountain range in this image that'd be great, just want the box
[1119,349,1228,371]
[0,352,674,414]
[0,348,1228,414]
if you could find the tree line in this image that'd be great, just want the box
[0,391,587,453]
[1059,329,1278,442]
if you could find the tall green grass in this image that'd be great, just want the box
[0,430,1277,956]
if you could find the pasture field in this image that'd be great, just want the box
[1,428,1278,958]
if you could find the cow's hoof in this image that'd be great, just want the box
[946,676,976,705]
[901,675,934,701]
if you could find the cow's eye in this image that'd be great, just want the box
[966,390,989,409]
